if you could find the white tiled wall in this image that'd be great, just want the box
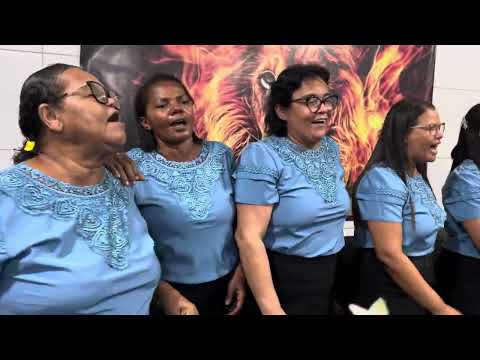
[0,45,478,227]
[434,46,480,92]
[0,50,42,152]
[42,45,80,56]
[0,45,80,168]
[0,45,43,52]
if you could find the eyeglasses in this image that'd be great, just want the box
[59,81,120,110]
[290,93,339,113]
[410,122,446,135]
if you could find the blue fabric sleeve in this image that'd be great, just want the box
[356,166,408,222]
[233,142,280,205]
[443,161,480,221]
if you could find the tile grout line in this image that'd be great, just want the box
[0,48,79,57]
[434,86,480,92]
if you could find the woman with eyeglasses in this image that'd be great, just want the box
[105,73,245,315]
[0,63,161,314]
[435,104,480,314]
[350,98,460,315]
[232,63,350,315]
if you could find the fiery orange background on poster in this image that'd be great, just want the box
[82,45,435,187]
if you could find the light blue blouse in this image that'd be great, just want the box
[354,165,446,256]
[233,136,350,257]
[0,163,161,315]
[442,159,480,259]
[128,141,238,284]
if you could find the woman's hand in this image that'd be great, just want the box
[104,152,144,186]
[432,303,462,316]
[156,281,199,315]
[164,294,199,315]
[225,265,246,315]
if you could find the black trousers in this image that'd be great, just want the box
[151,271,234,315]
[435,248,480,315]
[351,248,434,315]
[267,249,338,315]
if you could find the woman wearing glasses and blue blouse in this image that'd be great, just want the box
[0,64,161,314]
[436,104,480,314]
[351,98,460,315]
[233,64,350,315]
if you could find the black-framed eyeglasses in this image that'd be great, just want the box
[59,81,120,110]
[290,93,339,113]
[410,122,446,135]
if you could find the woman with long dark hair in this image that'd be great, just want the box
[351,98,459,315]
[436,104,480,314]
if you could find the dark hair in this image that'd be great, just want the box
[264,63,330,137]
[352,98,437,229]
[450,103,480,172]
[13,63,81,164]
[134,72,200,152]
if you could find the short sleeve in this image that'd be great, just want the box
[443,161,480,222]
[356,166,408,222]
[233,141,280,205]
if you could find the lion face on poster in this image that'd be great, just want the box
[85,45,433,187]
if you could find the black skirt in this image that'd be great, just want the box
[435,248,480,315]
[151,271,234,315]
[351,248,434,315]
[267,249,338,315]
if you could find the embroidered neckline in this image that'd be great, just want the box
[265,136,339,204]
[16,163,111,196]
[407,175,446,227]
[129,142,228,221]
[0,165,131,269]
[378,166,446,227]
[150,142,209,169]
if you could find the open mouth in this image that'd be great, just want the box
[170,119,187,127]
[430,143,439,154]
[312,118,327,125]
[107,112,120,123]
